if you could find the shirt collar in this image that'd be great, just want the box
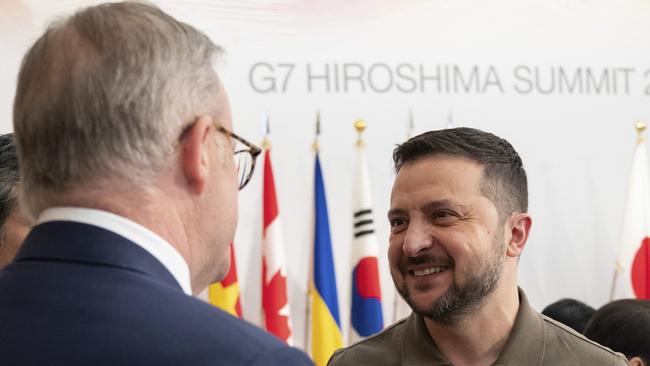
[402,312,451,366]
[37,207,192,295]
[493,288,545,365]
[401,288,544,366]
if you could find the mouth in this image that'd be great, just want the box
[410,265,450,277]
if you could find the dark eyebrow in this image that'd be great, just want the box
[387,207,407,219]
[388,199,467,219]
[421,200,459,212]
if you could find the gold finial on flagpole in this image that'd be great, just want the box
[313,111,321,152]
[636,121,646,143]
[355,119,367,148]
[262,115,271,150]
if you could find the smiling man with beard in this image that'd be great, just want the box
[329,128,626,366]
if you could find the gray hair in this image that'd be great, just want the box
[13,1,223,218]
[0,133,20,244]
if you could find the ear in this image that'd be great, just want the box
[629,356,645,366]
[180,115,213,194]
[506,213,532,258]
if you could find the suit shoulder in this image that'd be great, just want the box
[542,315,628,364]
[328,317,408,366]
[178,295,279,343]
[249,345,314,366]
[155,294,312,364]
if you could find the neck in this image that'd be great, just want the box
[51,185,197,284]
[423,284,520,366]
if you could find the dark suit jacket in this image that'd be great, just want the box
[0,221,313,366]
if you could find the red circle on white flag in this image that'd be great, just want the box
[631,237,650,299]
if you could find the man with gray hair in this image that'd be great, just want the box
[0,133,32,269]
[0,2,311,365]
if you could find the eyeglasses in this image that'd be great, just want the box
[178,122,261,190]
[215,125,261,190]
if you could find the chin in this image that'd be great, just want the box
[409,291,443,311]
[399,280,450,311]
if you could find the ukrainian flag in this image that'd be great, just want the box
[310,154,342,366]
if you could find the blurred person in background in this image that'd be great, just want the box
[0,133,31,269]
[584,299,650,366]
[542,298,595,333]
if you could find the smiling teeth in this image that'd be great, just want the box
[413,266,446,276]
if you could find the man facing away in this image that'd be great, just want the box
[329,128,626,366]
[0,2,311,365]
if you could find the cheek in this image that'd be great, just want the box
[434,231,474,267]
[387,237,403,266]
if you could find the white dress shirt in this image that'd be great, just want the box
[38,207,192,295]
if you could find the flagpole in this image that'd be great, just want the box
[355,119,366,148]
[305,111,320,352]
[313,111,321,152]
[406,109,414,140]
[262,115,270,150]
[447,111,455,129]
[261,115,269,328]
[610,121,646,301]
[351,119,366,342]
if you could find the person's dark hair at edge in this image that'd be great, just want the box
[0,133,19,240]
[393,127,528,220]
[541,298,595,333]
[583,299,650,363]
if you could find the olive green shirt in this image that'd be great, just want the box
[329,289,628,365]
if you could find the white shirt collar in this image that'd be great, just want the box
[37,207,192,295]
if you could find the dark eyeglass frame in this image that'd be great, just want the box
[179,122,261,190]
[215,125,261,190]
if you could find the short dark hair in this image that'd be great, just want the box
[0,133,20,239]
[393,127,528,218]
[583,299,650,362]
[542,298,595,333]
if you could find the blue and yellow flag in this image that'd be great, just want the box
[310,154,342,366]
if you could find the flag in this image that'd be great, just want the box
[612,127,650,299]
[209,243,243,317]
[262,149,293,344]
[309,154,342,366]
[349,140,383,342]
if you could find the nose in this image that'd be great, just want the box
[402,220,434,257]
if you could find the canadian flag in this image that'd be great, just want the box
[262,149,293,344]
[613,126,650,300]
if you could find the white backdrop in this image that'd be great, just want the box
[2,0,649,350]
